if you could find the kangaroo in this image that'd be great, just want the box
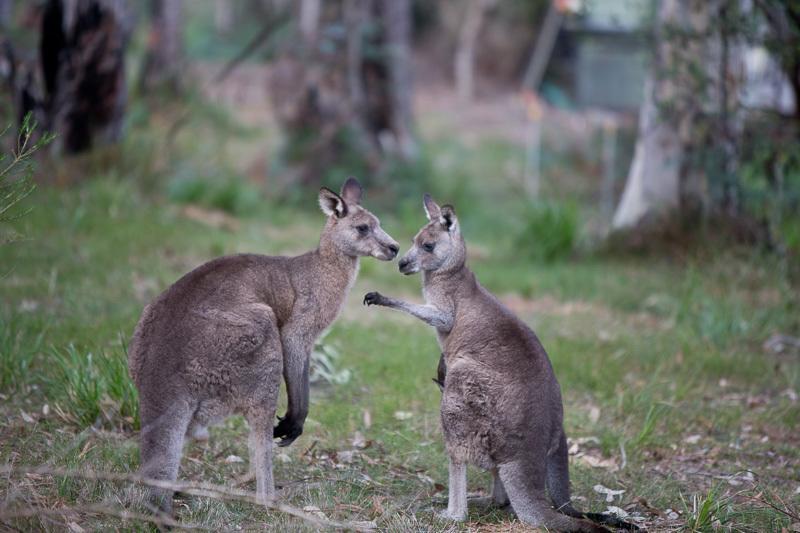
[364,195,637,532]
[128,177,398,512]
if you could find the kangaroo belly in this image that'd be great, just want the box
[440,361,506,470]
[440,357,555,470]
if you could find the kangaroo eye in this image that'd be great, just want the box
[422,242,435,253]
[356,224,370,235]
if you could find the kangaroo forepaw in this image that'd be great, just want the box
[363,291,384,306]
[273,415,303,447]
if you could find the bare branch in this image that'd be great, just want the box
[0,465,377,531]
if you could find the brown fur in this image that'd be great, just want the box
[128,178,398,512]
[364,194,616,532]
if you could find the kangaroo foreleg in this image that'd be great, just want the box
[274,327,314,447]
[363,291,453,331]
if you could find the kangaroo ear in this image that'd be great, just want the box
[423,193,441,222]
[340,177,363,205]
[440,204,458,232]
[319,187,347,218]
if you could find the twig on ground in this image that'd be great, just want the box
[0,503,209,531]
[0,465,377,531]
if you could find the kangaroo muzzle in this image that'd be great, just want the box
[398,250,419,275]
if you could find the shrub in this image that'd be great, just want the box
[516,201,579,262]
[48,344,138,429]
[167,175,261,216]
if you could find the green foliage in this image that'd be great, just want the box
[515,201,579,262]
[0,318,42,392]
[681,485,726,532]
[167,175,262,215]
[48,344,139,430]
[0,115,55,244]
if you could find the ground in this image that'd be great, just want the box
[0,73,798,531]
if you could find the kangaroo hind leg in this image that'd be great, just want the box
[139,398,193,515]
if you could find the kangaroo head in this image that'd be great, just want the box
[318,177,399,261]
[399,193,466,275]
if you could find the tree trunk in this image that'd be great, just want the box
[140,0,184,94]
[380,0,416,157]
[214,0,233,35]
[0,0,12,29]
[612,0,708,230]
[612,75,683,228]
[454,0,497,101]
[40,0,130,154]
[268,0,417,186]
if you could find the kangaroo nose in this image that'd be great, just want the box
[388,244,399,256]
[398,258,409,271]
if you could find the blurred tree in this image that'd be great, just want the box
[0,0,11,29]
[214,0,233,35]
[140,0,184,95]
[269,0,417,186]
[40,0,130,154]
[753,0,800,123]
[454,0,498,101]
[613,0,799,250]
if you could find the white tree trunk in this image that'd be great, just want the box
[612,0,709,229]
[612,76,682,228]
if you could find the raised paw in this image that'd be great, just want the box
[363,291,384,306]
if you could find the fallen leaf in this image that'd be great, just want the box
[684,434,701,444]
[276,452,292,463]
[338,450,357,463]
[352,431,367,449]
[605,506,629,518]
[67,522,86,533]
[363,409,372,429]
[20,411,34,424]
[578,454,618,471]
[42,404,50,416]
[589,406,600,424]
[302,505,327,520]
[224,455,244,464]
[593,484,625,502]
[394,411,413,421]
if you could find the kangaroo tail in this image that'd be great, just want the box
[547,432,643,531]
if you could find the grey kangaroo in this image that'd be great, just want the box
[364,195,637,532]
[128,178,398,512]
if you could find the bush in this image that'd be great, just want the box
[48,344,138,429]
[516,201,578,262]
[167,175,261,216]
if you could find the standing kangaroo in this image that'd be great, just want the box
[364,195,636,532]
[128,178,398,512]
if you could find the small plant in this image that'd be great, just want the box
[0,114,55,245]
[310,331,352,386]
[681,485,726,532]
[49,343,138,429]
[0,319,42,392]
[516,201,579,262]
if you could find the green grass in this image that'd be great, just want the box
[0,116,798,531]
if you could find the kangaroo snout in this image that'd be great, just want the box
[387,243,399,258]
[399,256,418,275]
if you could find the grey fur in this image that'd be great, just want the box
[128,178,398,513]
[364,195,609,532]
